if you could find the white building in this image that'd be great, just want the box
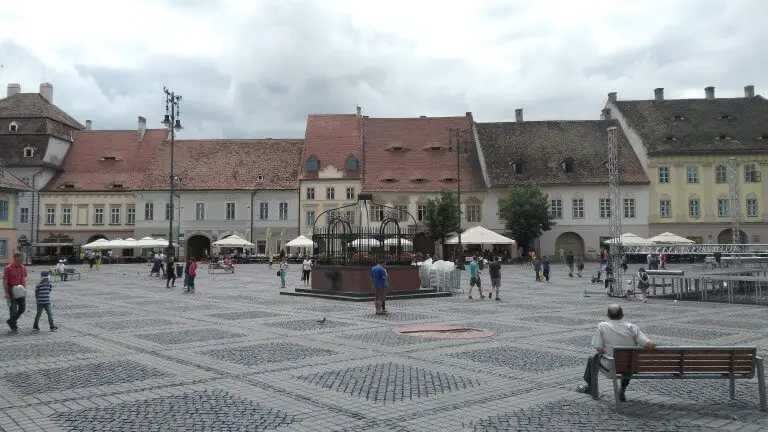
[474,113,651,258]
[135,138,304,259]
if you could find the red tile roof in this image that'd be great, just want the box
[301,114,362,179]
[0,168,32,191]
[45,129,167,191]
[140,139,303,190]
[361,116,483,192]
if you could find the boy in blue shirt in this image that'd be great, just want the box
[370,261,388,315]
[468,256,484,299]
[33,271,57,331]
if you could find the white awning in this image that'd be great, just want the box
[445,226,516,245]
[648,232,696,244]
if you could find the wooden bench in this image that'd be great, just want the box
[596,346,767,412]
[208,263,233,274]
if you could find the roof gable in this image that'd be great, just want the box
[302,114,362,179]
[476,120,649,187]
[0,93,84,130]
[0,167,32,191]
[613,95,768,155]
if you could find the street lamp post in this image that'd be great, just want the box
[448,128,470,270]
[162,87,182,257]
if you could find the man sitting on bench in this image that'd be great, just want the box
[577,304,657,402]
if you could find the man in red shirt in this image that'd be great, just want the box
[4,252,27,332]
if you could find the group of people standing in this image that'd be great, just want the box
[149,253,198,293]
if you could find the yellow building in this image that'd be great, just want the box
[606,85,768,243]
[0,168,32,264]
[299,112,364,238]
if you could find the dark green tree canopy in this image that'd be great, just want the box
[425,189,461,243]
[498,184,554,250]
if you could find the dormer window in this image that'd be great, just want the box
[423,143,445,151]
[719,114,731,120]
[440,177,456,182]
[411,177,427,183]
[510,160,524,174]
[664,136,678,141]
[99,156,120,161]
[672,115,686,121]
[386,144,408,151]
[380,178,397,183]
[345,154,359,171]
[110,183,124,188]
[8,121,20,132]
[61,184,77,189]
[561,157,575,173]
[23,147,35,158]
[306,155,319,172]
[718,134,731,141]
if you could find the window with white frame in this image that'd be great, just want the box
[549,199,563,219]
[417,204,427,222]
[623,198,636,218]
[61,207,72,225]
[326,187,335,200]
[94,207,104,224]
[145,203,154,220]
[259,202,268,220]
[0,200,7,221]
[226,202,236,220]
[572,198,584,219]
[599,198,611,219]
[717,198,729,217]
[659,199,671,218]
[195,203,205,220]
[466,204,481,223]
[345,187,355,200]
[745,164,761,183]
[110,206,121,224]
[370,205,384,222]
[279,202,288,220]
[305,210,316,226]
[658,166,670,184]
[747,197,759,217]
[45,206,55,225]
[306,187,315,200]
[715,165,728,183]
[127,205,135,225]
[689,199,700,218]
[19,207,28,224]
[686,166,699,183]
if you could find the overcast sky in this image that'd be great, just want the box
[1,0,765,138]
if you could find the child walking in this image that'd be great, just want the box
[33,271,57,331]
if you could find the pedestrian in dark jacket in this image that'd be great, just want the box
[166,257,176,288]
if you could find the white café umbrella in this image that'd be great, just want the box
[213,234,254,247]
[286,235,316,248]
[82,238,111,249]
[348,238,381,249]
[134,237,159,248]
[603,233,654,246]
[445,226,516,245]
[107,238,139,248]
[383,237,413,247]
[152,238,178,247]
[648,232,695,244]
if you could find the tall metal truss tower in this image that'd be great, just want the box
[728,157,742,267]
[607,127,623,283]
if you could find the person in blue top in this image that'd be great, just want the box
[468,256,484,299]
[370,261,388,315]
[33,271,57,331]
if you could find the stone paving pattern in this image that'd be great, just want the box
[0,262,766,431]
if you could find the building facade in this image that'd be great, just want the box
[606,85,768,243]
[300,111,364,237]
[0,82,84,254]
[39,119,167,251]
[0,169,33,263]
[474,113,650,258]
[137,138,303,259]
[360,114,486,257]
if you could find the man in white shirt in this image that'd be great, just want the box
[577,304,657,402]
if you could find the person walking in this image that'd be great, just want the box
[301,256,312,287]
[468,256,484,299]
[278,257,289,289]
[566,251,575,277]
[165,256,176,288]
[33,271,57,331]
[488,257,502,301]
[370,260,388,315]
[4,252,28,333]
[542,256,551,282]
[186,258,197,293]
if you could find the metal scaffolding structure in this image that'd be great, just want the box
[620,243,768,255]
[606,126,623,284]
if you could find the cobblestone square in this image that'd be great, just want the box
[0,262,767,431]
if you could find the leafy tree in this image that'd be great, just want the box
[425,189,461,246]
[498,184,554,250]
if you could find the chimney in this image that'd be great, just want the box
[608,92,617,102]
[745,85,755,98]
[465,111,472,118]
[137,116,147,141]
[356,105,361,118]
[705,86,715,100]
[600,108,611,120]
[654,88,664,101]
[6,83,20,97]
[85,120,92,130]
[39,82,53,103]
[515,109,524,122]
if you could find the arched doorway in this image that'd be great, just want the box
[186,235,211,260]
[717,229,747,244]
[554,232,585,256]
[413,232,433,257]
[87,234,107,243]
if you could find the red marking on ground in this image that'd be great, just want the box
[394,325,495,339]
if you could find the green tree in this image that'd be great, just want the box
[498,184,554,250]
[425,189,461,246]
